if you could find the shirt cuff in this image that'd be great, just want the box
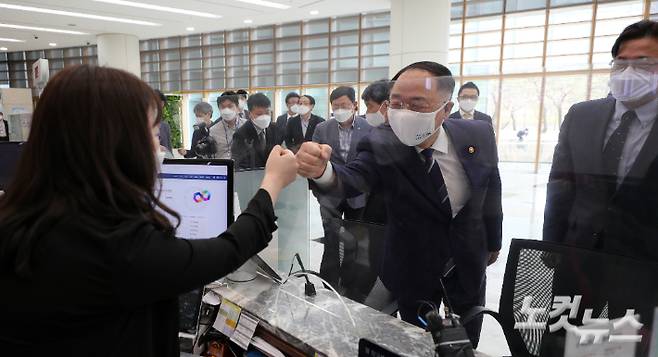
[312,161,335,188]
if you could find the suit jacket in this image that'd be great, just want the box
[449,110,493,125]
[231,120,278,170]
[543,96,658,261]
[285,114,324,152]
[312,115,373,209]
[326,120,502,301]
[159,121,172,152]
[275,113,291,146]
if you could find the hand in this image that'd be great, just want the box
[487,251,500,266]
[177,148,187,156]
[296,142,332,179]
[260,145,299,203]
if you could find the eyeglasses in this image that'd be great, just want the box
[458,95,478,101]
[388,99,448,113]
[610,58,658,73]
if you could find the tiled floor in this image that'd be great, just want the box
[306,162,552,357]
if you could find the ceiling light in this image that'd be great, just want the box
[0,47,7,51]
[49,43,57,47]
[0,23,87,35]
[310,10,319,15]
[235,0,290,9]
[243,19,253,24]
[186,26,194,31]
[0,3,160,26]
[94,0,220,18]
[0,37,24,43]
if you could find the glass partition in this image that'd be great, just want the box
[234,169,310,272]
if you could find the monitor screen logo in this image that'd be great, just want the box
[193,190,211,203]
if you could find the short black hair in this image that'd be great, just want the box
[391,61,455,96]
[612,20,658,58]
[154,89,166,103]
[236,89,249,99]
[285,92,300,104]
[247,92,270,111]
[330,86,356,103]
[301,94,315,105]
[218,90,240,107]
[458,82,480,97]
[361,80,390,104]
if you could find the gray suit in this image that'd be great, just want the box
[311,115,373,287]
[312,116,373,208]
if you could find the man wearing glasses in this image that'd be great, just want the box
[296,61,502,347]
[449,82,493,125]
[544,20,658,261]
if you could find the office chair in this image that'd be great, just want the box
[461,239,658,357]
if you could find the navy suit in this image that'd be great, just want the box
[449,110,493,125]
[325,119,502,345]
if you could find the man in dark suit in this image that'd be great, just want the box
[275,92,300,145]
[544,20,658,260]
[285,94,324,152]
[231,93,278,169]
[449,82,493,125]
[542,21,658,354]
[311,86,373,287]
[296,61,502,347]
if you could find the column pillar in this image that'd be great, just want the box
[96,33,141,78]
[388,0,451,77]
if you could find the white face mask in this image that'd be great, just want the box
[365,103,386,127]
[298,105,311,115]
[609,66,658,104]
[253,114,271,130]
[388,102,448,147]
[289,104,300,114]
[333,108,354,123]
[220,108,237,121]
[365,111,385,127]
[239,99,247,110]
[459,98,478,113]
[195,116,205,125]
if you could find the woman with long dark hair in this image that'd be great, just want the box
[0,65,298,356]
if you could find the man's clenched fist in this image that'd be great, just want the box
[295,141,332,179]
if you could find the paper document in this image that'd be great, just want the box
[212,298,242,337]
[230,311,260,350]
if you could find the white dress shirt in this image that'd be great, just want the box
[315,126,471,217]
[460,109,475,120]
[301,116,310,137]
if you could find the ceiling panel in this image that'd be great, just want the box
[0,0,390,51]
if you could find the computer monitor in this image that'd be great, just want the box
[0,142,24,191]
[158,158,234,239]
[157,159,233,338]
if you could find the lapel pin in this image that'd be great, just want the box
[468,146,476,155]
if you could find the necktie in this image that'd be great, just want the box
[258,129,266,152]
[602,110,636,188]
[421,148,452,216]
